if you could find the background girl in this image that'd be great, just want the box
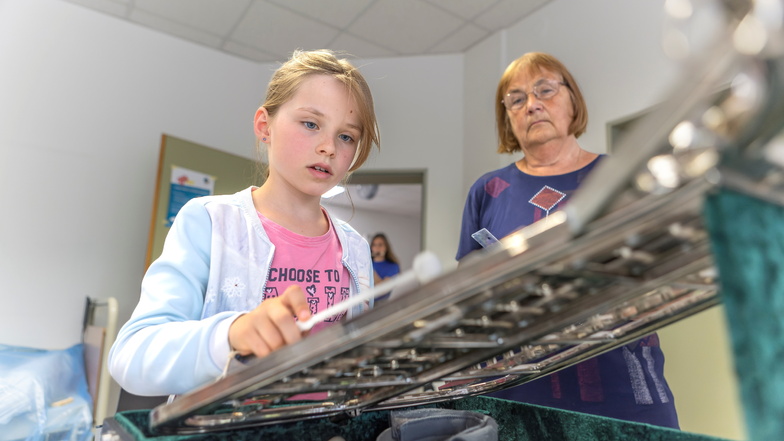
[370,233,401,301]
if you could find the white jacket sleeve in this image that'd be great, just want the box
[108,200,241,396]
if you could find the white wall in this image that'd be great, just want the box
[357,54,464,268]
[1,0,262,350]
[462,31,506,197]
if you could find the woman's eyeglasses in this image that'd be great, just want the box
[502,79,567,111]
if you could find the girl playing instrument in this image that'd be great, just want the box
[109,49,381,397]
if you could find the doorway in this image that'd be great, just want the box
[321,170,425,271]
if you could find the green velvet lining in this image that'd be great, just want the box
[705,189,784,441]
[114,396,729,440]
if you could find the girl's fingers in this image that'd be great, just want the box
[229,313,271,356]
[229,285,311,357]
[276,286,309,343]
[281,285,312,322]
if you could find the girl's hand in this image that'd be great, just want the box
[228,285,312,357]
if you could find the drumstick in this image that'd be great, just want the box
[297,251,442,332]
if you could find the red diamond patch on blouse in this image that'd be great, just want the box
[530,186,566,211]
[484,177,510,198]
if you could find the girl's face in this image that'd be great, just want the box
[371,237,387,259]
[257,74,361,201]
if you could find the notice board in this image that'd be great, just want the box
[145,134,259,268]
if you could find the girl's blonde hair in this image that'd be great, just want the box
[495,52,588,154]
[262,49,380,173]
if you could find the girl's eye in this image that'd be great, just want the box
[303,121,317,130]
[339,134,355,143]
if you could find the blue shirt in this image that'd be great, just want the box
[373,260,400,301]
[457,160,601,260]
[373,260,401,280]
[456,157,679,429]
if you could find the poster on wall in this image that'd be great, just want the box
[166,165,216,226]
[146,135,259,269]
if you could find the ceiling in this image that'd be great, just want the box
[61,0,550,63]
[322,183,422,217]
[60,0,538,217]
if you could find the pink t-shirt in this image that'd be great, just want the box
[258,210,350,334]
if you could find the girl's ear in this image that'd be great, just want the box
[254,107,271,141]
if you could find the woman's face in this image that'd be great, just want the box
[504,68,574,151]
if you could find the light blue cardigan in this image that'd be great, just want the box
[109,187,373,396]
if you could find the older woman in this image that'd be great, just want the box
[456,52,679,428]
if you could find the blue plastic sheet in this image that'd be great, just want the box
[0,344,93,441]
